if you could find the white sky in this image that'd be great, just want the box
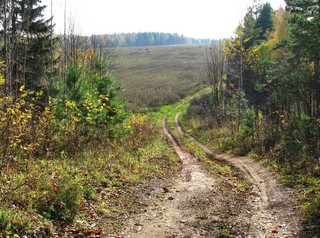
[42,0,286,39]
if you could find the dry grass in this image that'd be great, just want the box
[114,45,207,111]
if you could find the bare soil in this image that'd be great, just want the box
[109,114,310,238]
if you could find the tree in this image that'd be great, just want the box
[205,41,227,109]
[267,7,290,46]
[255,2,274,41]
[285,0,320,117]
[242,7,260,49]
[0,0,14,95]
[1,0,53,95]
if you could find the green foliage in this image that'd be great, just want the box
[302,179,320,224]
[0,209,11,236]
[214,227,232,238]
[255,3,274,40]
[5,0,54,92]
[273,116,320,175]
[238,107,255,138]
[52,49,129,144]
[39,176,82,223]
[285,0,320,60]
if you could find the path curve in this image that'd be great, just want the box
[175,113,302,237]
[118,115,302,237]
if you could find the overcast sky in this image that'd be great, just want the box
[42,0,286,39]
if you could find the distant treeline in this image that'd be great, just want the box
[89,32,212,47]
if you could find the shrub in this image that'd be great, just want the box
[37,175,83,223]
[0,87,55,170]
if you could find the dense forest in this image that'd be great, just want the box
[0,0,320,236]
[91,32,211,47]
[186,0,320,224]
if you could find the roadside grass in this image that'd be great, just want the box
[115,45,207,112]
[186,118,320,224]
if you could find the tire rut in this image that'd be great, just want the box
[117,115,302,238]
[118,116,252,237]
[175,113,302,237]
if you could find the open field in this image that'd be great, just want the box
[114,45,208,112]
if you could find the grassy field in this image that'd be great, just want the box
[114,45,207,112]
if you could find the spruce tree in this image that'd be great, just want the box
[255,2,274,41]
[9,0,52,93]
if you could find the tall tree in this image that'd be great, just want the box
[267,7,290,46]
[0,0,52,94]
[0,0,14,95]
[14,0,53,91]
[285,0,320,117]
[255,2,274,41]
[205,41,227,108]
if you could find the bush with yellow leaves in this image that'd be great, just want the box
[0,86,55,170]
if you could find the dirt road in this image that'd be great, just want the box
[118,114,303,237]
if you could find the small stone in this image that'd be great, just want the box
[135,226,143,232]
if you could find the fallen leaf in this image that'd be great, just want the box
[83,228,103,235]
[79,200,85,210]
[91,229,103,234]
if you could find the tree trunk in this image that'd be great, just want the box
[315,59,320,118]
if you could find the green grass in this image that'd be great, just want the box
[153,88,250,191]
[115,45,207,111]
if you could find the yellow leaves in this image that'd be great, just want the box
[0,60,4,85]
[267,7,289,47]
[0,75,4,85]
[130,114,148,125]
[65,100,77,109]
[0,90,56,162]
[36,90,43,97]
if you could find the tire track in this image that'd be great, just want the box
[174,114,269,206]
[118,114,302,237]
[119,116,254,237]
[175,113,302,237]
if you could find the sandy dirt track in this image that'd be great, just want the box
[117,115,304,238]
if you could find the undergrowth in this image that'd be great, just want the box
[0,113,179,236]
[182,92,320,226]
